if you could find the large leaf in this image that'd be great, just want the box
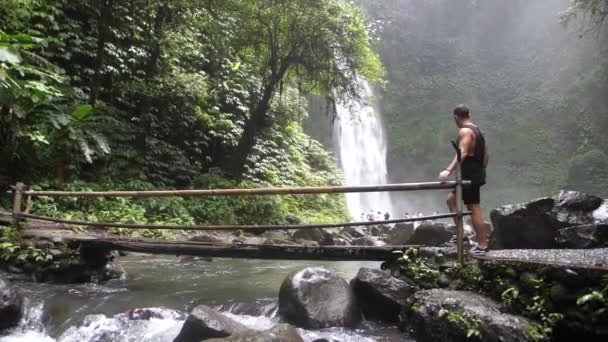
[71,104,93,121]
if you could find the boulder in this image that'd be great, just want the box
[553,190,603,212]
[278,267,360,329]
[408,222,453,246]
[339,226,366,238]
[369,224,391,236]
[232,237,265,245]
[188,234,227,244]
[291,228,333,246]
[351,268,417,322]
[556,224,608,248]
[173,305,249,342]
[0,276,23,331]
[350,236,385,246]
[386,223,415,245]
[490,191,603,249]
[490,197,559,249]
[294,239,320,247]
[205,324,303,342]
[260,231,290,241]
[332,237,350,246]
[400,289,536,342]
[263,239,298,246]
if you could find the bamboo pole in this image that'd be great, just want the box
[21,211,470,231]
[23,181,471,198]
[12,182,24,227]
[456,170,464,264]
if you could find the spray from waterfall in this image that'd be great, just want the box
[334,81,394,220]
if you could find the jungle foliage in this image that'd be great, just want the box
[0,0,384,226]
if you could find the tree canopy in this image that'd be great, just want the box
[0,0,384,226]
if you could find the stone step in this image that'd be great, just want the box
[474,248,608,272]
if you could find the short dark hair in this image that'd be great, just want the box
[453,104,470,118]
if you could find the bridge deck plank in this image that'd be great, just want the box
[20,228,412,261]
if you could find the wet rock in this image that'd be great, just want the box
[332,237,350,246]
[206,324,303,342]
[350,236,385,246]
[553,190,603,212]
[291,228,334,246]
[351,268,417,322]
[339,226,366,238]
[260,231,290,241]
[408,222,453,246]
[286,215,302,224]
[556,224,608,248]
[295,239,320,247]
[232,237,265,245]
[279,267,360,329]
[400,289,536,342]
[128,307,186,321]
[0,276,23,331]
[179,256,213,263]
[188,234,227,244]
[490,197,560,249]
[263,239,298,246]
[490,191,603,249]
[173,304,249,342]
[386,223,415,245]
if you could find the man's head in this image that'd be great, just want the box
[453,104,470,127]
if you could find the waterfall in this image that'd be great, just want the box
[334,81,394,220]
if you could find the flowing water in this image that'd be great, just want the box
[334,81,395,220]
[1,255,409,342]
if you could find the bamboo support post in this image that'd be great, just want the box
[12,182,24,227]
[455,170,464,264]
[22,181,470,198]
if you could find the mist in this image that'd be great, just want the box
[306,0,608,215]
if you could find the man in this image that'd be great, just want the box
[438,104,490,254]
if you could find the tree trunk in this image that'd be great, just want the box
[90,0,114,105]
[55,138,67,190]
[225,80,277,179]
[136,5,168,153]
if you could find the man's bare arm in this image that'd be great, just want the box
[458,128,474,159]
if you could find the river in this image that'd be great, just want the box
[1,255,410,341]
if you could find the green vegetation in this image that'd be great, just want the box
[437,308,482,340]
[0,227,52,263]
[0,0,385,227]
[396,248,440,288]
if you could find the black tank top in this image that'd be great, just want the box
[460,124,486,185]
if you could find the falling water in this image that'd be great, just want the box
[334,81,394,220]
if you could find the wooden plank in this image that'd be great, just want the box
[23,181,470,198]
[85,240,409,261]
[21,229,412,261]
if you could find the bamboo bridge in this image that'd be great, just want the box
[7,180,470,263]
[4,179,607,272]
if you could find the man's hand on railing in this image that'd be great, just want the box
[438,170,451,181]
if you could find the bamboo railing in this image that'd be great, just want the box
[11,179,470,263]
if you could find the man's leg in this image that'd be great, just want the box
[467,204,488,249]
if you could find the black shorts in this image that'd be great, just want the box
[452,184,481,205]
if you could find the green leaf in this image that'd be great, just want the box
[577,291,604,305]
[71,104,93,121]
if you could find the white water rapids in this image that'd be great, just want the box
[334,81,395,220]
